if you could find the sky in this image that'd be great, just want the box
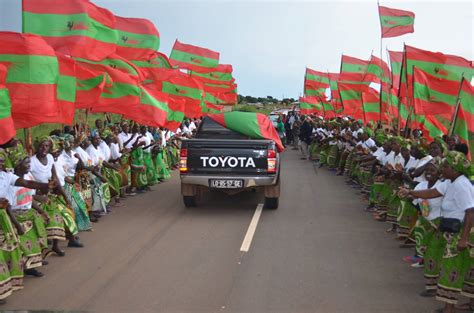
[0,0,472,99]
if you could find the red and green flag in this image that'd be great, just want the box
[328,73,341,110]
[76,54,141,115]
[451,79,473,160]
[131,51,172,70]
[378,6,415,38]
[341,55,369,74]
[0,64,15,144]
[415,114,448,141]
[401,45,473,100]
[169,40,219,73]
[158,69,205,118]
[388,50,403,91]
[22,0,118,61]
[323,100,337,119]
[115,15,160,61]
[208,112,284,152]
[299,96,323,115]
[0,32,60,129]
[39,53,76,125]
[124,85,184,130]
[75,59,107,109]
[361,88,381,123]
[304,68,329,96]
[364,55,390,84]
[191,64,235,86]
[413,67,459,117]
[339,83,368,120]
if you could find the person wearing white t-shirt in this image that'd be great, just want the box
[188,121,197,132]
[56,136,92,232]
[399,151,474,311]
[0,150,53,302]
[30,137,84,255]
[410,141,443,183]
[139,126,158,186]
[8,155,54,277]
[406,161,444,292]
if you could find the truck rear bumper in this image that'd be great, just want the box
[180,175,277,188]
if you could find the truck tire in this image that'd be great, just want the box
[183,196,197,207]
[264,197,279,210]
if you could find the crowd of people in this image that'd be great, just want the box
[279,111,472,313]
[0,117,200,304]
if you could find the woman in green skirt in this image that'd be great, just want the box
[130,126,148,191]
[56,135,91,231]
[30,136,82,256]
[0,148,52,303]
[140,126,159,186]
[399,151,474,313]
[153,145,171,181]
[9,152,50,276]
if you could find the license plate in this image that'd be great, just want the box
[209,179,244,189]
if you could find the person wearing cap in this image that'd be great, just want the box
[399,151,474,313]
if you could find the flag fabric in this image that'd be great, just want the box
[339,83,369,120]
[341,55,369,74]
[158,69,205,118]
[452,79,474,160]
[191,64,234,85]
[115,16,160,61]
[299,96,323,115]
[328,73,342,112]
[75,59,107,108]
[131,51,172,71]
[362,88,381,123]
[76,54,141,115]
[323,100,337,119]
[398,45,473,132]
[22,0,118,61]
[388,50,403,91]
[378,6,415,38]
[415,114,448,141]
[0,64,15,144]
[169,40,219,73]
[124,85,184,130]
[304,68,329,96]
[207,112,284,152]
[413,67,459,117]
[0,32,60,129]
[364,55,391,84]
[191,64,238,106]
[401,45,473,100]
[39,53,76,125]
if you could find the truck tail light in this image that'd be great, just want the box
[267,149,277,173]
[180,148,188,173]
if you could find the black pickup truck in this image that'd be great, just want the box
[179,116,281,209]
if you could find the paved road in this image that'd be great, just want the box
[4,149,439,313]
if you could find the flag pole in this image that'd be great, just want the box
[377,0,384,125]
[448,76,465,136]
[385,48,394,127]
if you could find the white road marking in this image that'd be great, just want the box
[240,203,263,252]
